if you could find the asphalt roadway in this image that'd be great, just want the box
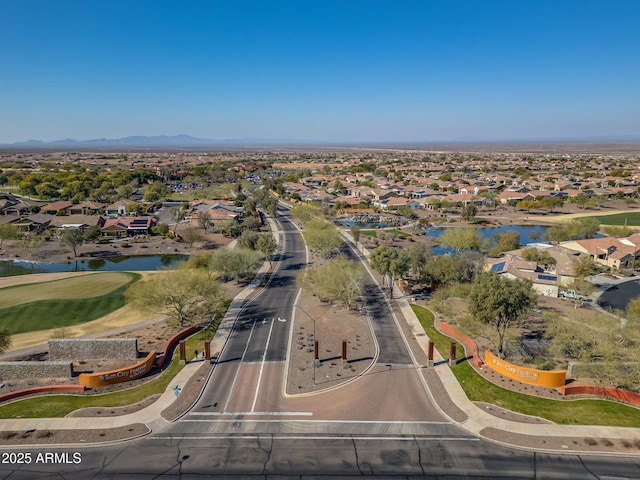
[598,277,640,311]
[1,210,640,478]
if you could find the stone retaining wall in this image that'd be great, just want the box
[0,361,74,380]
[49,338,138,360]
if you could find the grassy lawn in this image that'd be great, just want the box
[0,272,134,309]
[0,302,229,418]
[410,304,640,427]
[592,211,640,226]
[386,229,412,238]
[361,230,378,238]
[0,273,140,335]
[0,357,184,419]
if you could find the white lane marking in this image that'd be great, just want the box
[223,318,257,412]
[251,317,275,412]
[182,419,451,424]
[151,435,478,442]
[187,411,313,416]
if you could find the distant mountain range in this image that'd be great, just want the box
[2,134,640,149]
[0,135,298,148]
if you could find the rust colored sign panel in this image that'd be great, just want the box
[79,350,157,388]
[484,350,566,388]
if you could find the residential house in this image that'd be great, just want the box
[497,191,535,205]
[67,201,106,216]
[376,197,420,210]
[105,199,137,216]
[10,213,54,232]
[190,201,244,225]
[559,236,639,270]
[484,254,561,297]
[39,200,73,215]
[49,215,105,234]
[101,217,156,237]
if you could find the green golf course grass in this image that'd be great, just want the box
[411,304,640,427]
[0,272,140,335]
[592,211,640,226]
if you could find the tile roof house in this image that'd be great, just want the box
[484,253,562,297]
[559,236,639,270]
[49,215,105,233]
[105,199,137,217]
[39,200,73,215]
[67,202,106,216]
[101,217,156,237]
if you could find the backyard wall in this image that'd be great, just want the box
[0,361,74,380]
[49,338,138,360]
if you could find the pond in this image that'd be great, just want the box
[425,224,605,255]
[0,254,189,277]
[426,224,549,245]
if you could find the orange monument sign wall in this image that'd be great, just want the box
[79,350,157,388]
[484,350,566,388]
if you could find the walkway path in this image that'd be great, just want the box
[1,225,640,455]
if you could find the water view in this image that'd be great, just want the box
[0,254,189,277]
[426,224,549,246]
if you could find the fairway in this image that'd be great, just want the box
[591,211,640,226]
[528,208,640,226]
[0,273,140,335]
[0,272,135,309]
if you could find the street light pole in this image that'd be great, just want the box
[293,303,336,385]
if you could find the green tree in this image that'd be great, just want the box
[169,206,186,233]
[255,233,277,265]
[468,273,537,357]
[237,230,260,250]
[215,219,241,237]
[520,247,557,267]
[515,199,538,213]
[567,217,600,239]
[460,203,478,221]
[300,255,365,309]
[144,182,172,202]
[572,255,600,278]
[424,251,481,286]
[197,211,212,233]
[488,230,521,256]
[539,196,564,213]
[369,244,410,297]
[407,242,433,284]
[439,227,485,254]
[208,248,263,283]
[350,225,361,245]
[545,225,571,242]
[303,218,343,260]
[127,268,227,327]
[182,227,204,247]
[290,204,320,224]
[59,228,84,257]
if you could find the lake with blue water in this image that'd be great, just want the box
[426,225,604,255]
[0,254,188,277]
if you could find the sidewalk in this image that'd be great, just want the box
[395,293,640,446]
[0,218,284,440]
[2,224,639,454]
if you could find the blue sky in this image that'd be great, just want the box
[1,1,639,143]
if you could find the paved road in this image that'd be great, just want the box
[3,210,640,478]
[598,278,640,311]
[3,437,640,478]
